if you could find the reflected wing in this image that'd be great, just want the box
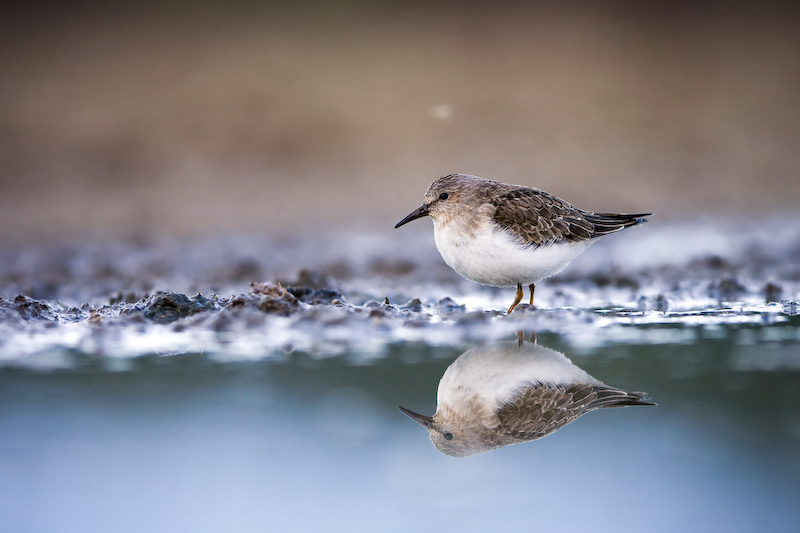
[496,383,653,441]
[495,383,595,441]
[490,187,650,247]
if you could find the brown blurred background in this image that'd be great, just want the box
[1,1,799,242]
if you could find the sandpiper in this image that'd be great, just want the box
[395,174,650,312]
[398,338,654,457]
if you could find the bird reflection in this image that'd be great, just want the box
[399,335,654,457]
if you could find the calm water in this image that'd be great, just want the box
[2,320,798,532]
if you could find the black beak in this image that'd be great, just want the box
[398,405,433,428]
[394,204,429,229]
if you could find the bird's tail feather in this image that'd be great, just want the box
[590,386,656,408]
[585,212,651,237]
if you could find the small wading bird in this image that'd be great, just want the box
[395,174,650,312]
[398,338,655,457]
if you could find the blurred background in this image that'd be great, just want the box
[2,0,799,243]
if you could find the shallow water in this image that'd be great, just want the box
[1,323,799,532]
[1,221,800,531]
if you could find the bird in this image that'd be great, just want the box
[394,174,650,313]
[398,338,654,457]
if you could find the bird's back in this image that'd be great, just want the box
[489,185,651,247]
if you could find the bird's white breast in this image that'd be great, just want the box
[432,217,594,287]
[437,342,605,414]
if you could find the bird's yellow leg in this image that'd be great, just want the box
[528,283,536,306]
[507,283,524,314]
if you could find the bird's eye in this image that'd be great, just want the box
[443,432,454,440]
[438,192,449,201]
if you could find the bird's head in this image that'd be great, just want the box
[397,404,492,457]
[394,174,489,229]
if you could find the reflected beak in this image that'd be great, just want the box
[398,405,433,428]
[394,204,430,228]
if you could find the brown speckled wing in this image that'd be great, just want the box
[495,383,653,442]
[490,187,650,247]
[495,383,596,441]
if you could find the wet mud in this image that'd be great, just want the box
[1,217,799,364]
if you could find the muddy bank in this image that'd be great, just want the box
[1,217,799,363]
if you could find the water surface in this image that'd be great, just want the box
[2,321,798,532]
